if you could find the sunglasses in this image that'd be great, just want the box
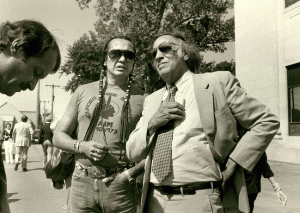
[148,41,180,61]
[108,50,135,61]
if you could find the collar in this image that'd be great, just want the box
[166,70,193,94]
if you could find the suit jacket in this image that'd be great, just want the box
[126,71,280,213]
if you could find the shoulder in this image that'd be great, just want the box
[130,84,148,101]
[75,81,98,94]
[195,71,234,82]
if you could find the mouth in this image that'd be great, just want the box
[157,62,167,68]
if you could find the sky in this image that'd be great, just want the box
[0,0,234,117]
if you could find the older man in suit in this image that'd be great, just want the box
[126,32,280,213]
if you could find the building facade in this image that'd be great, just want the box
[235,0,300,164]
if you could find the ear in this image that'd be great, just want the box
[10,40,22,59]
[184,54,189,61]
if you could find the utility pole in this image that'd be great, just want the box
[40,100,49,124]
[46,84,60,121]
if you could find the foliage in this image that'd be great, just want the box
[213,59,235,75]
[62,0,234,93]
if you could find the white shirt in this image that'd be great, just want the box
[150,71,222,185]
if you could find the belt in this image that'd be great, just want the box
[151,181,221,195]
[75,161,129,179]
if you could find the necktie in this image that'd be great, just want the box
[152,85,177,183]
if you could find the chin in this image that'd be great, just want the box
[6,91,16,96]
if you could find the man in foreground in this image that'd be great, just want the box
[0,20,61,212]
[126,32,280,213]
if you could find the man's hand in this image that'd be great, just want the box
[148,102,185,135]
[102,170,127,183]
[222,158,237,190]
[79,142,109,161]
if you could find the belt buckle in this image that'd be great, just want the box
[90,166,106,179]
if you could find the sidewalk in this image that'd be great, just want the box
[4,144,67,213]
[3,144,300,212]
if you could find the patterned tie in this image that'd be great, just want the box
[152,85,177,183]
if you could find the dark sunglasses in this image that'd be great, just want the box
[108,50,135,61]
[147,41,180,61]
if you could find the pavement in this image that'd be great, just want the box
[2,144,300,213]
[3,144,67,213]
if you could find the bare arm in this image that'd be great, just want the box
[268,176,287,206]
[53,115,78,153]
[53,115,108,160]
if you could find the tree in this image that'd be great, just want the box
[63,0,234,92]
[213,59,235,75]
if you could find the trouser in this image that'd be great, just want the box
[0,153,10,212]
[147,183,224,213]
[247,193,258,213]
[42,140,53,166]
[68,166,137,213]
[15,146,29,169]
[3,141,14,163]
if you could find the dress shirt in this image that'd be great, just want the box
[150,71,222,186]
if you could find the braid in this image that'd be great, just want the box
[120,73,132,144]
[83,69,106,141]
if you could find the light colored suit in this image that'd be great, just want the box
[126,71,280,213]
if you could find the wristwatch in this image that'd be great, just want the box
[124,169,135,184]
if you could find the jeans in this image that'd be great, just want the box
[69,166,137,213]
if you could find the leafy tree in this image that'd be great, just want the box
[63,0,234,93]
[213,59,235,75]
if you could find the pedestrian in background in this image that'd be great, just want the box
[0,19,61,212]
[39,116,53,167]
[3,123,14,164]
[12,115,33,172]
[244,152,287,212]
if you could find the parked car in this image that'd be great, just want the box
[32,129,40,144]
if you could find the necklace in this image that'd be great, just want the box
[98,70,132,161]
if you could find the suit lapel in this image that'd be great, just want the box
[193,74,215,139]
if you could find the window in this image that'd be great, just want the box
[285,0,300,8]
[287,63,300,135]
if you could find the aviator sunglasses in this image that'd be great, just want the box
[148,41,180,61]
[108,49,135,61]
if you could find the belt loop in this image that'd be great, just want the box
[180,186,184,196]
[210,182,214,193]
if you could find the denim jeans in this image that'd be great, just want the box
[68,166,137,213]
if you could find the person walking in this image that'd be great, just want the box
[12,115,34,172]
[0,19,61,212]
[39,116,54,167]
[53,36,147,212]
[2,123,14,164]
[244,152,287,212]
[126,31,280,213]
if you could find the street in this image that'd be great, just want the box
[5,144,67,213]
[3,144,300,213]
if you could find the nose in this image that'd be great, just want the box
[155,49,164,60]
[28,78,39,91]
[118,54,126,61]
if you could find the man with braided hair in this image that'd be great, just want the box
[0,19,61,213]
[53,36,147,212]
